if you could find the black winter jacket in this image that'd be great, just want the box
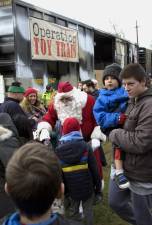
[0,98,33,141]
[0,113,22,218]
[55,140,101,201]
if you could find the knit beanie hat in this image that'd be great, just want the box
[58,81,73,93]
[102,63,122,86]
[24,87,37,97]
[62,117,80,135]
[8,81,25,93]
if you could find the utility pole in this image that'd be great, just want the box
[135,20,139,62]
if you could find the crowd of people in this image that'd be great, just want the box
[0,63,152,225]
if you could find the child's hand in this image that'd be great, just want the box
[118,113,127,125]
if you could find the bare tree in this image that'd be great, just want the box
[109,20,125,38]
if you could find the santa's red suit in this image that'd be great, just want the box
[37,81,106,143]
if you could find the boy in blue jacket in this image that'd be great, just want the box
[93,63,129,189]
[55,117,101,225]
[2,142,82,225]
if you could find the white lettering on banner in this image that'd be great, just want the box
[30,17,79,62]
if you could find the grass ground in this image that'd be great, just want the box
[94,142,130,225]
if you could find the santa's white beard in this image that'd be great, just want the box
[55,97,83,125]
[54,88,88,125]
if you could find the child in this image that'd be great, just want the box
[3,142,82,225]
[93,63,129,189]
[55,117,101,225]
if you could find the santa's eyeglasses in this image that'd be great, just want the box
[60,96,73,102]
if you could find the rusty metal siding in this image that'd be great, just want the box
[14,4,32,77]
[0,5,14,67]
[115,38,128,68]
[0,6,13,37]
[146,49,152,75]
[67,22,79,83]
[128,43,138,64]
[78,26,94,80]
[85,29,94,73]
[43,14,56,23]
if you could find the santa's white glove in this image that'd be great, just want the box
[91,126,106,142]
[34,121,52,142]
[39,129,50,142]
[33,130,39,140]
[91,138,100,151]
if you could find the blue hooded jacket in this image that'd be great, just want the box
[2,212,58,225]
[93,87,128,130]
[2,212,81,225]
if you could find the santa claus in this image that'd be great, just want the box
[36,81,106,143]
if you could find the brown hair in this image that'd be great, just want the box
[120,63,147,82]
[6,142,62,218]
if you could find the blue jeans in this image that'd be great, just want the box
[108,178,136,225]
[66,195,94,225]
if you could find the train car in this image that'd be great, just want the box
[93,29,138,86]
[0,0,138,91]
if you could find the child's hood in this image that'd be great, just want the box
[3,212,58,225]
[0,126,13,142]
[55,140,87,164]
[0,113,19,139]
[99,86,128,101]
[100,86,126,94]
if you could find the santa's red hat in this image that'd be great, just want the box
[62,117,80,135]
[58,82,73,93]
[24,87,37,97]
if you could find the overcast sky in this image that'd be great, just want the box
[24,0,151,49]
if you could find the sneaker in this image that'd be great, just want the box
[115,173,130,189]
[93,193,103,205]
[79,202,84,219]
